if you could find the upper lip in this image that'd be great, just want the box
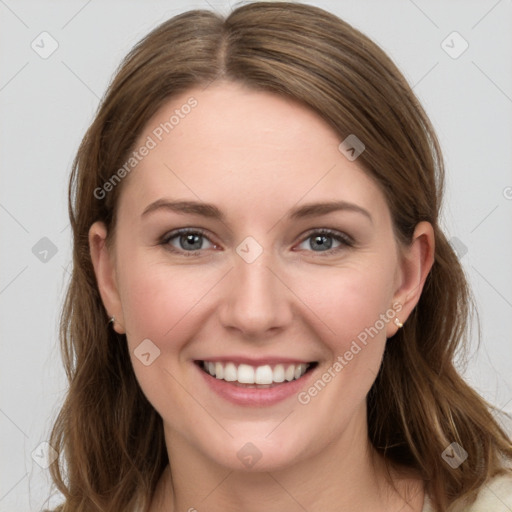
[195,356,315,366]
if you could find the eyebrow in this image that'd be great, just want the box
[142,198,225,220]
[289,201,372,223]
[141,199,372,223]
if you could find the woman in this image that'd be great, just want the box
[47,2,512,511]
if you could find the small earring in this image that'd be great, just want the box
[109,316,115,326]
[394,318,403,329]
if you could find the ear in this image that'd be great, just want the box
[89,221,125,334]
[386,221,435,337]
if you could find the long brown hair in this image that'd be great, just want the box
[47,2,512,511]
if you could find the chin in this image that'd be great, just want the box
[199,429,313,473]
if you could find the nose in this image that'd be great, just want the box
[217,255,293,340]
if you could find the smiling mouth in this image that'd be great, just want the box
[195,360,318,388]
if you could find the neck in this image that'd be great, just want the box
[150,412,423,512]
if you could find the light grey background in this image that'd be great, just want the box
[1,1,511,510]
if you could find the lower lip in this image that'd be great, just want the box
[196,363,316,407]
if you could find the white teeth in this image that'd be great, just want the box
[285,365,295,382]
[255,365,273,385]
[201,361,310,384]
[237,364,255,384]
[273,364,285,383]
[224,362,237,381]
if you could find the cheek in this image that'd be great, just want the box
[117,249,222,355]
[290,266,395,429]
[299,262,396,396]
[116,255,219,417]
[299,261,396,348]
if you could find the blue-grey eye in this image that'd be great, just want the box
[165,230,214,251]
[296,230,350,252]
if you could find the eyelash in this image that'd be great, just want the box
[296,228,354,256]
[159,228,354,257]
[160,228,214,257]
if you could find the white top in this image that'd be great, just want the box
[422,474,512,511]
[133,473,512,512]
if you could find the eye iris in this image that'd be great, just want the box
[311,234,332,251]
[181,233,202,250]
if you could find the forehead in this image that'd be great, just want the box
[118,81,387,222]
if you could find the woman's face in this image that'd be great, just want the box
[91,81,429,472]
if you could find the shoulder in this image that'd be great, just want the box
[460,473,512,511]
[422,473,512,512]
